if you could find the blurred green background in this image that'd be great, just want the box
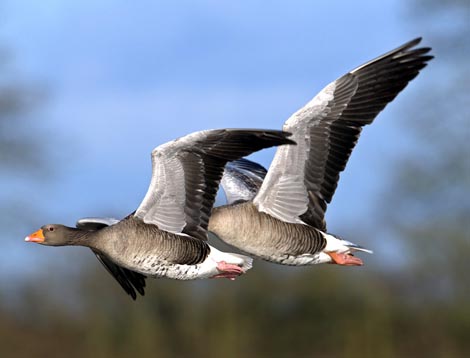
[1,0,469,357]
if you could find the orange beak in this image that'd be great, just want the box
[25,229,45,243]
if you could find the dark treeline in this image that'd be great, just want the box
[2,260,469,358]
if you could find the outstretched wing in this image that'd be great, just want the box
[134,129,295,241]
[76,217,146,300]
[254,38,433,230]
[76,217,119,230]
[221,158,268,204]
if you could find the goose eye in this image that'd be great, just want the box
[48,227,55,232]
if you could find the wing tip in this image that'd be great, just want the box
[351,37,433,75]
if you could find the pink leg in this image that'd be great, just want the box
[327,252,364,266]
[210,261,244,280]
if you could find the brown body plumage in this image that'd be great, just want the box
[96,216,210,267]
[209,202,326,265]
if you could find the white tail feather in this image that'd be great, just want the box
[342,240,373,254]
[323,234,373,255]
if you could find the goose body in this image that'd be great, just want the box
[210,38,433,266]
[210,201,369,266]
[91,216,252,280]
[25,129,294,299]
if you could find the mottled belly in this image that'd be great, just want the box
[128,254,204,280]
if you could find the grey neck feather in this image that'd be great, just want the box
[62,227,97,247]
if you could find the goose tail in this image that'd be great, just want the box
[342,241,374,254]
[322,233,373,266]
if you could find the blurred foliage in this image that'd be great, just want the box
[2,0,469,357]
[0,47,47,231]
[2,263,469,358]
[0,49,44,172]
[382,0,470,302]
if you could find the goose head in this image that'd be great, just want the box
[25,224,84,246]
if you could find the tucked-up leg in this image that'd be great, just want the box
[210,261,244,280]
[327,252,363,266]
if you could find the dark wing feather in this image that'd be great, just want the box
[76,217,146,300]
[92,250,146,300]
[227,158,268,178]
[181,130,294,240]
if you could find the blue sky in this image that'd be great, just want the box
[1,1,435,285]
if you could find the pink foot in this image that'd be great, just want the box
[210,261,244,280]
[327,252,363,266]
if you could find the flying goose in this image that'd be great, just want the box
[25,129,294,299]
[70,159,268,298]
[209,38,433,266]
